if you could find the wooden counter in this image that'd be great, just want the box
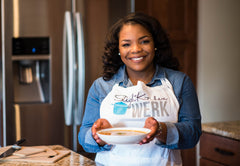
[200,121,240,166]
[0,145,96,166]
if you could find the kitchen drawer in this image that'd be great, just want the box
[200,158,225,166]
[200,132,240,166]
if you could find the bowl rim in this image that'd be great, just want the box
[96,127,151,137]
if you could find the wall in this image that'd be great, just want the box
[197,0,240,123]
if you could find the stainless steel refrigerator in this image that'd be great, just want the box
[0,0,133,151]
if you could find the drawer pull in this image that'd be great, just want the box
[214,147,234,156]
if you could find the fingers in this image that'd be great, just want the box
[92,119,112,146]
[139,117,159,145]
[93,134,106,146]
[92,124,105,146]
[139,133,155,145]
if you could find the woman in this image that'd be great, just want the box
[79,12,201,166]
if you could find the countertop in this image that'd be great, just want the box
[202,120,240,141]
[0,145,96,166]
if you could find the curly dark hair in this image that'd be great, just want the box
[102,12,179,81]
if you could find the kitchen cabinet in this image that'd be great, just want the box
[135,0,198,86]
[200,121,240,166]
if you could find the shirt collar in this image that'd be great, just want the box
[115,65,166,87]
[147,65,166,85]
[116,65,129,87]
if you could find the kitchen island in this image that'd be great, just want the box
[0,145,96,166]
[200,121,240,166]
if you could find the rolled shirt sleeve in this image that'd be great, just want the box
[78,128,112,153]
[156,122,179,147]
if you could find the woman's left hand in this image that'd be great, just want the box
[139,117,159,145]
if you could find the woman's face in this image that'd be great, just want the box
[118,23,155,75]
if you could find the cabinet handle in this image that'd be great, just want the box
[214,147,234,156]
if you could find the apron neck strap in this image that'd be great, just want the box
[160,78,173,90]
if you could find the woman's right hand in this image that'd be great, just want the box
[92,118,112,146]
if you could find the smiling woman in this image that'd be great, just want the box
[79,12,201,166]
[102,13,179,82]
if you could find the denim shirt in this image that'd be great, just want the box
[78,65,201,153]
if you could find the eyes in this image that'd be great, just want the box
[121,39,151,48]
[122,43,130,47]
[141,40,150,44]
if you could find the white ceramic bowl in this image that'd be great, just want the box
[96,127,151,144]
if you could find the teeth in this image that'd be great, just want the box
[131,57,143,61]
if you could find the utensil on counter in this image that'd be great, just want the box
[48,150,59,158]
[0,138,26,158]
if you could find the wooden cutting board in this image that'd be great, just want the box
[0,146,71,163]
[13,147,46,157]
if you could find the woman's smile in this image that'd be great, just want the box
[128,55,145,62]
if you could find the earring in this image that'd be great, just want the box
[118,52,121,56]
[155,48,157,51]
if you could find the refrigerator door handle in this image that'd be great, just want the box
[75,12,85,126]
[63,11,74,126]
